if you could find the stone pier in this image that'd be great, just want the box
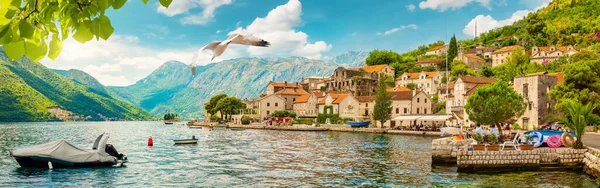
[431,138,474,165]
[584,147,600,179]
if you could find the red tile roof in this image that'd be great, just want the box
[390,91,413,100]
[269,81,297,88]
[493,45,524,54]
[397,71,440,80]
[464,54,485,61]
[428,45,445,51]
[548,72,564,84]
[387,86,411,92]
[317,93,350,104]
[294,95,311,103]
[459,75,497,84]
[275,88,309,95]
[355,96,375,103]
[362,64,392,73]
[313,92,325,98]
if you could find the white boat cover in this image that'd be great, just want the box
[11,135,116,164]
[441,127,461,136]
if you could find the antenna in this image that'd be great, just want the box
[475,21,478,38]
[445,13,449,115]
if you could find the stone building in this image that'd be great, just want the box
[513,72,563,130]
[325,67,379,96]
[530,45,578,64]
[293,94,318,118]
[274,87,310,110]
[355,64,395,78]
[376,91,432,128]
[266,81,299,95]
[300,77,328,93]
[395,71,442,95]
[355,96,375,117]
[438,82,454,101]
[491,45,525,67]
[446,76,497,126]
[416,58,445,68]
[456,45,491,70]
[464,45,496,59]
[250,94,286,120]
[316,93,360,118]
[425,45,447,56]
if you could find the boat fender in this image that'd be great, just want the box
[148,136,154,146]
[48,161,53,170]
[561,133,575,147]
[547,135,562,148]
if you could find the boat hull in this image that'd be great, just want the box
[173,139,198,144]
[14,156,116,168]
[347,121,370,128]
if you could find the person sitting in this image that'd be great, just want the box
[490,124,499,136]
[192,135,196,139]
[475,124,484,135]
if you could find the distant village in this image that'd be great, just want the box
[204,39,576,130]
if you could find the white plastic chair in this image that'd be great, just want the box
[501,131,520,151]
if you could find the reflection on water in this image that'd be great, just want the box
[0,122,596,187]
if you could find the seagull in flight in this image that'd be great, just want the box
[191,34,270,75]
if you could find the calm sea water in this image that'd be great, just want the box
[0,122,596,187]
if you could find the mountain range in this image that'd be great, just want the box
[108,52,368,119]
[0,48,151,122]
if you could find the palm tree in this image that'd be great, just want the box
[552,100,596,149]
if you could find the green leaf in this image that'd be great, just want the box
[48,36,62,60]
[9,0,21,9]
[141,0,149,4]
[97,16,114,40]
[0,25,12,44]
[25,39,48,62]
[158,0,172,7]
[18,20,34,39]
[97,0,110,10]
[4,39,26,60]
[72,21,93,43]
[112,0,127,9]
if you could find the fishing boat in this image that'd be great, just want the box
[346,121,370,128]
[164,121,174,125]
[173,139,198,144]
[10,133,127,168]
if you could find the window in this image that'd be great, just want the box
[267,103,270,107]
[425,109,428,114]
[529,103,532,110]
[293,98,296,102]
[267,110,270,115]
[275,103,278,107]
[425,99,428,103]
[558,53,560,56]
[366,103,368,107]
[523,83,529,98]
[396,108,399,114]
[417,98,420,103]
[404,108,408,114]
[417,108,420,114]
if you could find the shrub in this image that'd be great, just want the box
[512,122,522,130]
[210,115,220,121]
[241,116,250,125]
[317,113,341,124]
[473,133,483,144]
[488,134,498,144]
[294,118,313,125]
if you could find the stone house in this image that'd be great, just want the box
[417,58,445,68]
[300,77,328,93]
[456,45,491,70]
[266,81,299,95]
[425,45,447,56]
[395,71,442,95]
[251,94,286,120]
[464,45,496,59]
[317,93,360,118]
[438,82,455,101]
[274,87,310,110]
[293,94,318,118]
[446,76,497,126]
[491,45,525,67]
[530,45,578,64]
[355,96,375,117]
[513,72,563,130]
[357,64,395,78]
[325,67,378,96]
[376,91,432,128]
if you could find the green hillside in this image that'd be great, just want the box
[0,49,152,121]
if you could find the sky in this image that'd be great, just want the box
[40,0,552,86]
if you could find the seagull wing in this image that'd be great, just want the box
[201,42,221,52]
[227,34,270,47]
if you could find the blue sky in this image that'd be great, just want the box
[41,0,551,86]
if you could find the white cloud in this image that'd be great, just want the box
[406,4,416,12]
[157,0,233,25]
[462,0,550,37]
[379,24,418,36]
[418,0,491,11]
[227,0,331,59]
[41,35,239,86]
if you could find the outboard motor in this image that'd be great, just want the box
[105,144,125,160]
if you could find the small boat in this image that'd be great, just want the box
[164,122,174,125]
[230,128,245,131]
[173,139,198,144]
[347,121,370,128]
[10,133,127,168]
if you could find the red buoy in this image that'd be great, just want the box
[148,136,154,146]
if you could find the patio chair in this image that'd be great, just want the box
[501,131,520,151]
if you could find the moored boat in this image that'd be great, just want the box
[173,139,198,144]
[347,121,370,128]
[10,133,127,168]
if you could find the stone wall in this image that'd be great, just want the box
[584,147,600,179]
[431,138,473,165]
[455,148,587,172]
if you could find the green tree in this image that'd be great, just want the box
[383,76,395,87]
[465,81,526,142]
[365,50,402,66]
[406,83,417,90]
[373,75,392,127]
[447,34,458,63]
[206,94,228,120]
[550,100,597,149]
[479,65,495,77]
[215,96,246,121]
[0,0,172,61]
[450,60,476,81]
[491,49,543,82]
[549,59,600,115]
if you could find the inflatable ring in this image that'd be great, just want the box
[561,133,575,147]
[530,131,544,148]
[547,135,562,148]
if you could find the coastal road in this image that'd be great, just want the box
[583,132,600,149]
